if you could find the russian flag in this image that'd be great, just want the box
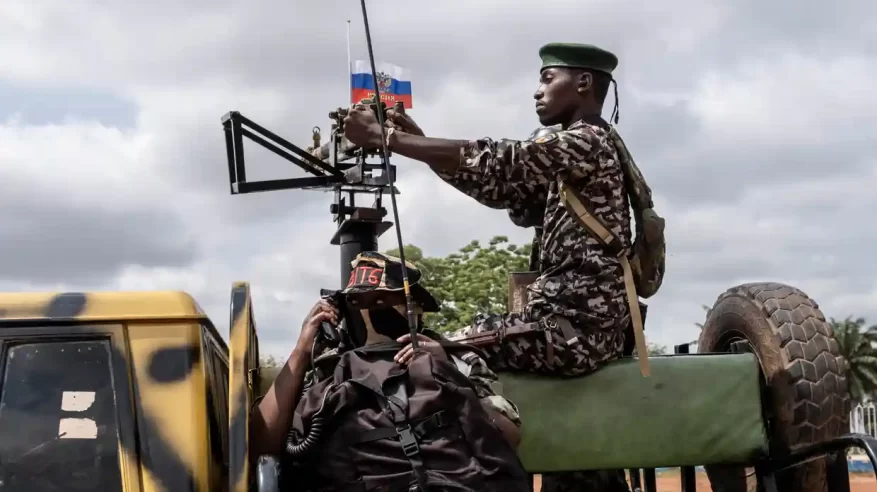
[350,60,413,109]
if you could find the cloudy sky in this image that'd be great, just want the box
[1,0,875,359]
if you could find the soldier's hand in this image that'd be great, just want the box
[385,109,424,137]
[297,299,339,354]
[395,333,448,365]
[343,104,383,149]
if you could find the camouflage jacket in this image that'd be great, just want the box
[435,116,632,332]
[303,330,522,426]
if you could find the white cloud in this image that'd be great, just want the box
[690,53,877,145]
[0,0,875,362]
[0,118,197,282]
[0,119,154,198]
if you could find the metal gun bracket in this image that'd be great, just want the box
[222,110,398,195]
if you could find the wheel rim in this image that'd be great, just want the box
[716,330,755,354]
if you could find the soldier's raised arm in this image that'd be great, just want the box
[343,114,601,212]
[343,43,617,210]
[250,298,340,457]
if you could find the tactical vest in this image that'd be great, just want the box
[286,342,532,492]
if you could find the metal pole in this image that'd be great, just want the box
[346,20,352,104]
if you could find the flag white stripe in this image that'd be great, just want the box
[351,60,411,82]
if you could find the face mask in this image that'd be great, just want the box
[367,306,412,340]
[343,311,368,348]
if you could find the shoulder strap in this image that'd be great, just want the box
[352,341,404,354]
[557,179,623,254]
[384,369,430,489]
[608,126,653,211]
[556,176,650,378]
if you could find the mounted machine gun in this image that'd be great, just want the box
[221,98,406,333]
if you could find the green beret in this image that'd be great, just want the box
[539,43,618,74]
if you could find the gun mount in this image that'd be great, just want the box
[224,0,420,349]
[221,106,399,332]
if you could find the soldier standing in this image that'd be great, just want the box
[344,42,665,492]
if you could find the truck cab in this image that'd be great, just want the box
[0,289,234,492]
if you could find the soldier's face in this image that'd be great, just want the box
[533,67,591,126]
[534,68,578,126]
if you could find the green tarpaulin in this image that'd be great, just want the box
[498,353,769,472]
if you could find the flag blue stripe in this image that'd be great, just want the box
[350,73,412,95]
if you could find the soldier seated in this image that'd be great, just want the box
[344,42,667,492]
[250,252,530,492]
[343,43,664,382]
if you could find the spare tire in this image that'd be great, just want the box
[697,282,850,492]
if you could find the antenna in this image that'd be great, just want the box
[357,0,420,349]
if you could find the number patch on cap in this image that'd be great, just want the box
[347,266,383,289]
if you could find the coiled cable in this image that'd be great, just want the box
[285,415,324,457]
[285,380,336,458]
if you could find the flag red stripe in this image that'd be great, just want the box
[350,88,413,109]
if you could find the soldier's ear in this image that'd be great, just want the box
[576,70,593,95]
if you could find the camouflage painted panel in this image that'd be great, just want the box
[228,282,259,492]
[0,291,208,322]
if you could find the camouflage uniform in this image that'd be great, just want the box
[441,115,632,378]
[438,118,634,492]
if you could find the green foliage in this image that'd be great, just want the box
[831,316,877,403]
[260,354,282,368]
[646,343,667,355]
[385,236,531,332]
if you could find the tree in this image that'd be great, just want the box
[646,343,667,355]
[260,354,282,368]
[385,236,531,332]
[831,316,877,403]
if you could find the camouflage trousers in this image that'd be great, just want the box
[450,312,629,492]
[447,311,625,377]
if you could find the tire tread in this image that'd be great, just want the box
[699,282,850,492]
